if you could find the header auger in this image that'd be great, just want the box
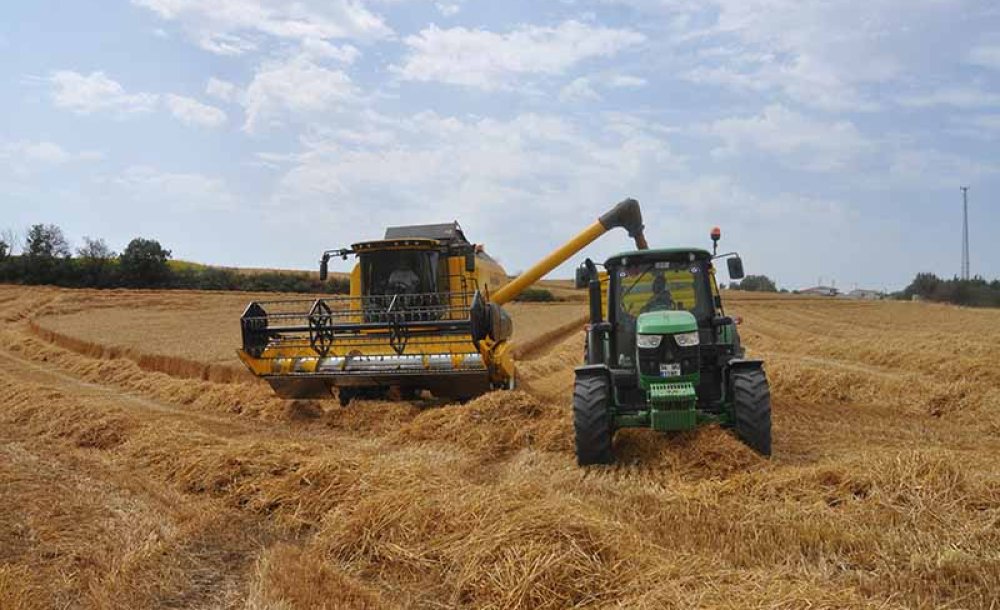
[237,198,648,404]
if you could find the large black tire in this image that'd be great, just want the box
[573,374,614,465]
[730,367,772,456]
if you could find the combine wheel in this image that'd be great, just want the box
[730,367,772,456]
[572,373,614,465]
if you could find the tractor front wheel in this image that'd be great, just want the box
[572,373,614,465]
[730,367,772,456]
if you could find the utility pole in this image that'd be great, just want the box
[960,186,970,280]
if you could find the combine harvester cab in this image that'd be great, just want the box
[237,200,648,404]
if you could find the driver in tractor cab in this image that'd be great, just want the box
[387,266,421,295]
[641,273,674,313]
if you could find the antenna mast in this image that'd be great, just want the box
[960,186,970,280]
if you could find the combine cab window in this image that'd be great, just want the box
[361,250,439,296]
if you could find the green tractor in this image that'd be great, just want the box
[572,228,772,465]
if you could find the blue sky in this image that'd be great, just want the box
[2,0,998,290]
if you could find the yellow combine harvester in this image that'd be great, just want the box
[237,198,647,404]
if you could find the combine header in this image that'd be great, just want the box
[237,199,648,404]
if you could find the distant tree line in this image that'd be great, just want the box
[897,272,1000,308]
[0,224,349,294]
[727,274,779,292]
[514,288,557,302]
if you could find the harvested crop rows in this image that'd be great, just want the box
[2,285,999,609]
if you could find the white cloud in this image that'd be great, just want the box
[435,2,460,17]
[640,0,967,112]
[395,21,645,89]
[559,77,600,103]
[267,111,688,270]
[898,86,1000,109]
[132,0,391,55]
[49,70,230,128]
[969,44,1000,70]
[706,104,871,171]
[951,114,1000,136]
[888,147,1000,187]
[206,77,239,103]
[560,73,648,102]
[0,141,103,178]
[49,71,159,116]
[263,108,859,285]
[165,94,227,127]
[1,141,102,164]
[243,54,357,132]
[272,111,658,202]
[14,141,71,164]
[299,39,360,63]
[108,165,236,211]
[607,74,647,88]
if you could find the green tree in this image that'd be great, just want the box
[737,275,778,292]
[0,239,8,261]
[119,238,172,287]
[903,272,941,299]
[25,223,70,258]
[23,224,70,284]
[76,236,116,287]
[0,229,17,258]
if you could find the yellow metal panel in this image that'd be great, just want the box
[350,264,361,298]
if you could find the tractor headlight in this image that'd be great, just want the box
[636,334,663,349]
[673,331,700,347]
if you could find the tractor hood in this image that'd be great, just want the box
[636,310,697,335]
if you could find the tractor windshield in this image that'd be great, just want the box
[612,259,713,367]
[617,260,712,320]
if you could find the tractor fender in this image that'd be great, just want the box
[574,364,612,380]
[727,358,764,371]
[725,358,765,390]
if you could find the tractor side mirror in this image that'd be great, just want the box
[727,256,745,280]
[711,315,734,328]
[575,264,591,289]
[465,253,476,273]
[319,255,329,281]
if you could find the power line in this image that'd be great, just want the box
[960,186,970,280]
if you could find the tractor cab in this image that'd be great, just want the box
[571,229,771,466]
[604,248,745,411]
[608,249,718,366]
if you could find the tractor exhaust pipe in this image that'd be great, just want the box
[584,258,607,365]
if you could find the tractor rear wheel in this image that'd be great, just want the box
[730,368,772,456]
[572,374,614,465]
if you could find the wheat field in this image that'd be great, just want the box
[2,285,999,609]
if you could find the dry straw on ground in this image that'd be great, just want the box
[1,286,998,608]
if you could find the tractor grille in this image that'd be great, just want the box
[638,337,699,378]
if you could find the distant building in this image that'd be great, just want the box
[799,286,839,297]
[847,289,883,300]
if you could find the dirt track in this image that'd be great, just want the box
[2,286,1000,609]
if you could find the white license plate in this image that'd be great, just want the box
[659,363,681,377]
